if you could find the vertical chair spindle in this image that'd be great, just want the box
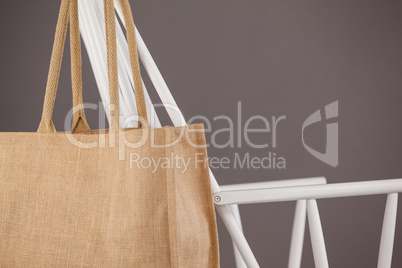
[377,193,398,268]
[307,199,329,268]
[288,199,307,268]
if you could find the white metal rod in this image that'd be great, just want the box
[229,205,247,268]
[214,178,402,205]
[220,177,326,192]
[132,24,221,192]
[217,205,260,268]
[377,193,398,268]
[307,199,329,268]
[288,200,307,268]
[133,23,222,194]
[134,29,186,127]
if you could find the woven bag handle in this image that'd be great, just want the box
[104,0,148,131]
[70,0,91,133]
[37,0,90,133]
[38,0,148,133]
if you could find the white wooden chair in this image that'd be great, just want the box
[77,1,402,267]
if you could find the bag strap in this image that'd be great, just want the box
[37,0,70,133]
[37,0,91,133]
[104,0,119,132]
[70,0,91,133]
[38,0,148,133]
[105,0,148,131]
[119,0,148,128]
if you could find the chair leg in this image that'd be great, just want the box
[306,199,329,268]
[288,200,307,268]
[377,193,398,268]
[217,205,260,268]
[229,204,248,268]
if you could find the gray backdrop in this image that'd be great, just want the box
[1,0,402,267]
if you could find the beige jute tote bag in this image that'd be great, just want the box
[0,0,219,267]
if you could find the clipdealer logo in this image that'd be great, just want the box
[63,100,339,169]
[302,101,338,167]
